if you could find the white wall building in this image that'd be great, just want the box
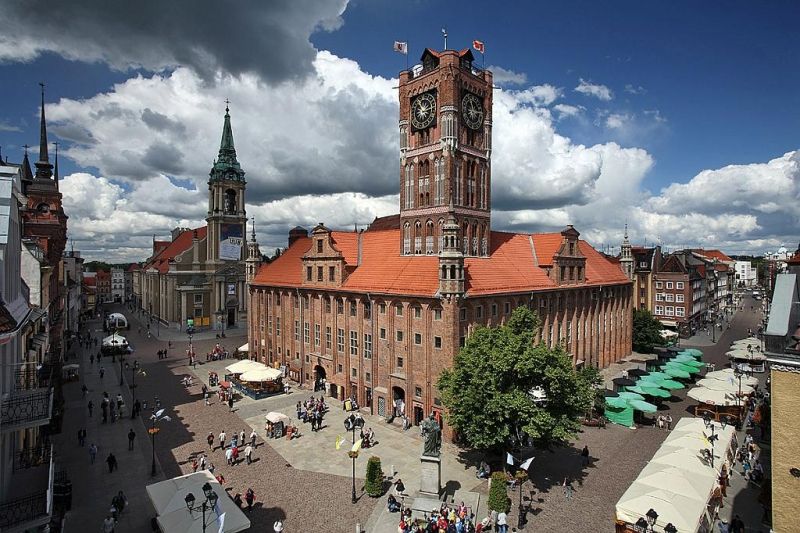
[735,260,757,288]
[111,267,125,302]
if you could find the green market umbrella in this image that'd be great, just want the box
[680,348,703,358]
[617,391,646,402]
[629,385,671,399]
[653,378,685,390]
[661,366,691,379]
[605,396,630,409]
[664,361,701,374]
[673,357,705,368]
[640,372,671,382]
[628,399,658,413]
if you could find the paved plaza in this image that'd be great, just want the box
[53,297,770,532]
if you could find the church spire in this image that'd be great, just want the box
[54,141,60,189]
[21,145,34,184]
[34,83,54,180]
[209,101,245,183]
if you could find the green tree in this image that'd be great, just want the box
[438,307,595,452]
[632,309,665,353]
[364,456,384,497]
[487,472,510,513]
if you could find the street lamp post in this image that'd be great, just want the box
[119,352,125,386]
[516,470,529,529]
[185,481,219,533]
[344,413,364,504]
[150,408,171,476]
[703,413,720,469]
[128,360,139,419]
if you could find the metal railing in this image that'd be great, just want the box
[13,443,52,471]
[1,389,53,429]
[0,492,49,530]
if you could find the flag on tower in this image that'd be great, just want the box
[473,40,485,54]
[393,41,408,54]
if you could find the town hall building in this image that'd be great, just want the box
[248,47,632,431]
[138,105,260,331]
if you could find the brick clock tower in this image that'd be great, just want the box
[398,48,493,257]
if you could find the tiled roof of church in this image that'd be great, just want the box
[253,228,629,297]
[145,226,207,274]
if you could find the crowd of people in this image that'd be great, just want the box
[296,396,327,431]
[392,500,479,533]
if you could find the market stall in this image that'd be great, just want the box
[687,386,745,424]
[101,333,130,357]
[727,349,767,373]
[146,471,250,533]
[237,367,283,399]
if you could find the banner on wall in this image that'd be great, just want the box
[220,223,243,261]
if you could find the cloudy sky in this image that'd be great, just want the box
[0,0,798,262]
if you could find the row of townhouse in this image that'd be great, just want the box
[621,238,735,337]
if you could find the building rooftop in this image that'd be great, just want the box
[253,228,630,297]
[144,226,207,274]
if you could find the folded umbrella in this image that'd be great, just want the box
[613,377,637,387]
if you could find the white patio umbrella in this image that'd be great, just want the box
[687,387,739,406]
[224,359,266,374]
[616,485,709,533]
[265,411,291,425]
[695,378,754,395]
[239,367,283,382]
[635,463,716,502]
[704,370,759,387]
[727,351,766,362]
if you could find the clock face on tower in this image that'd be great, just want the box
[411,92,437,130]
[461,93,484,130]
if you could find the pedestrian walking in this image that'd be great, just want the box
[228,397,234,412]
[225,447,233,466]
[78,428,87,446]
[89,443,98,463]
[106,452,118,473]
[666,414,673,430]
[239,429,245,445]
[581,445,590,466]
[128,429,136,450]
[199,454,207,470]
[99,367,105,380]
[88,400,94,417]
[207,432,215,450]
[204,391,210,406]
[219,431,226,450]
[90,354,95,364]
[250,429,257,447]
[245,444,253,465]
[109,401,116,423]
[192,458,199,473]
[245,488,255,511]
[232,445,240,465]
[81,384,88,397]
[563,477,574,500]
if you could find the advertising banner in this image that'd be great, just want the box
[220,223,243,261]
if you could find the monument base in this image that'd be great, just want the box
[419,455,441,496]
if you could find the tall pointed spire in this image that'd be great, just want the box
[34,83,54,180]
[21,145,34,184]
[54,141,60,189]
[209,101,245,183]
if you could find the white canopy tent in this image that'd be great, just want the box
[687,387,740,407]
[616,485,711,533]
[106,312,128,329]
[225,360,266,374]
[146,471,250,533]
[616,417,735,532]
[102,333,128,348]
[239,367,283,382]
[727,351,767,362]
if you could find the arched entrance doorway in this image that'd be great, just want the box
[313,365,326,393]
[392,386,406,418]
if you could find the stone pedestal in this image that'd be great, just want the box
[419,455,441,496]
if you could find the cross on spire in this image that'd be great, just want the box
[23,144,29,154]
[225,98,230,113]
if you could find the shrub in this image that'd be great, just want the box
[365,456,384,497]
[488,471,510,513]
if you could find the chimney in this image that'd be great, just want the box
[357,229,364,266]
[288,226,308,248]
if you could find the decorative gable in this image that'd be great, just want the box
[550,225,587,285]
[302,223,347,287]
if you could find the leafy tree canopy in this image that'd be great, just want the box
[438,307,596,452]
[632,309,665,353]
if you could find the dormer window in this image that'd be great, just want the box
[317,239,323,253]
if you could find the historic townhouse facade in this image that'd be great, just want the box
[248,46,632,434]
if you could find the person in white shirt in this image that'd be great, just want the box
[496,511,508,533]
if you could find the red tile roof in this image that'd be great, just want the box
[692,249,733,263]
[254,228,630,297]
[144,226,207,274]
[127,263,141,272]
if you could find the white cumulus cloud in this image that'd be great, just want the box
[574,78,613,101]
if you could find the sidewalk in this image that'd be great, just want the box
[117,306,246,343]
[56,318,165,532]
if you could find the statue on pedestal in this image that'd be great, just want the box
[421,412,441,457]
